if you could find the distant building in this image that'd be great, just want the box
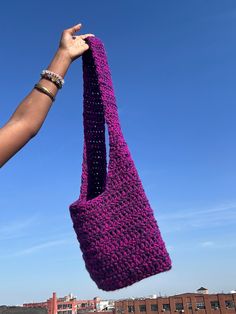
[23,292,114,314]
[22,289,236,314]
[115,290,236,314]
[96,300,115,312]
[197,288,209,295]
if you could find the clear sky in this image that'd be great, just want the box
[0,0,236,306]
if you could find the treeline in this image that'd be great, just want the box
[0,306,47,314]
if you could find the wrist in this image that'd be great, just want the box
[47,48,72,78]
[56,48,72,64]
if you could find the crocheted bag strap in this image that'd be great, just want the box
[84,37,123,144]
[79,37,125,201]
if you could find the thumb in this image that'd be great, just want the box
[65,23,82,35]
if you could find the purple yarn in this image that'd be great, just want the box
[69,36,172,291]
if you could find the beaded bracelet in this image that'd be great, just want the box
[40,69,65,89]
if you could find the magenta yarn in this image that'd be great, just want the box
[69,36,172,291]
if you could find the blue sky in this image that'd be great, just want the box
[0,0,236,306]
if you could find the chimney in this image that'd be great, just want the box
[52,292,57,314]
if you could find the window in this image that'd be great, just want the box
[163,304,171,311]
[187,303,192,310]
[151,304,158,311]
[176,303,184,311]
[196,303,205,310]
[60,304,72,309]
[139,305,146,312]
[128,305,135,312]
[225,301,235,309]
[211,301,220,309]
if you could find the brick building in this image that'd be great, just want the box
[115,289,236,314]
[23,292,114,314]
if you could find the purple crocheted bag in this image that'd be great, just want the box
[69,36,172,291]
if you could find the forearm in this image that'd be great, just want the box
[0,48,71,168]
[9,48,71,135]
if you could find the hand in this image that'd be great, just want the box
[58,23,95,62]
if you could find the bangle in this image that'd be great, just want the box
[40,69,64,89]
[34,83,56,102]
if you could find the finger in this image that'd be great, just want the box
[65,23,82,35]
[80,34,95,39]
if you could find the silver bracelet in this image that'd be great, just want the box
[40,69,65,89]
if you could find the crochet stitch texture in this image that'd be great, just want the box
[69,36,172,291]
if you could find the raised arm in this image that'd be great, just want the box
[0,23,94,168]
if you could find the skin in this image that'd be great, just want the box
[0,23,94,168]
